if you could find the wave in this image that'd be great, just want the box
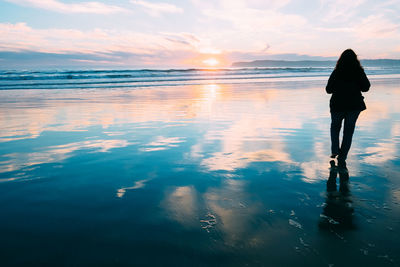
[0,66,398,90]
[0,67,332,81]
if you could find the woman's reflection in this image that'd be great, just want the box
[319,160,355,230]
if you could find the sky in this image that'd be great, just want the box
[0,0,400,68]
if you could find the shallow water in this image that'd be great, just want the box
[0,79,399,266]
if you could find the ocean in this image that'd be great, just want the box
[0,64,399,266]
[1,64,400,90]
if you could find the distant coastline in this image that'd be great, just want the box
[231,59,400,68]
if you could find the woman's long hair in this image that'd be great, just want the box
[335,49,363,79]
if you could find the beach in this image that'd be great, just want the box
[0,71,399,266]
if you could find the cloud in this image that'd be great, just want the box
[197,0,306,33]
[5,0,126,14]
[0,23,198,54]
[131,0,183,16]
[191,0,309,54]
[354,15,400,39]
[0,22,204,66]
[2,0,400,66]
[202,4,306,32]
[319,0,366,22]
[189,0,400,58]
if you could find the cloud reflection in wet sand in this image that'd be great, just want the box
[203,178,264,245]
[0,80,399,265]
[117,179,150,198]
[0,139,129,174]
[163,186,199,227]
[1,81,399,183]
[162,178,269,246]
[140,136,186,152]
[0,82,398,180]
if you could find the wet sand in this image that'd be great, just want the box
[0,78,399,266]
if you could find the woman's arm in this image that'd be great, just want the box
[326,70,336,94]
[360,70,370,92]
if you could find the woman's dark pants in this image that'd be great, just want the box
[330,111,361,161]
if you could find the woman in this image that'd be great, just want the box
[326,49,370,167]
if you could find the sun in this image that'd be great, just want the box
[184,54,225,68]
[202,58,219,67]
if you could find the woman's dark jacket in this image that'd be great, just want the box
[326,68,370,112]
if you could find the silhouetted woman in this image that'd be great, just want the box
[326,49,370,167]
